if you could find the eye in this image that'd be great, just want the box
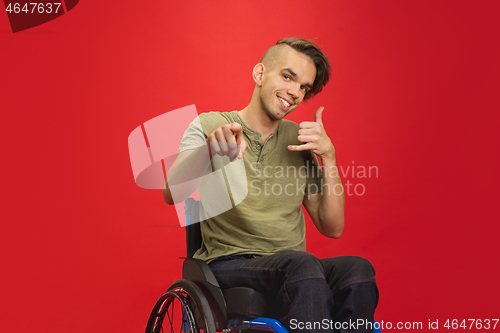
[283,74,290,80]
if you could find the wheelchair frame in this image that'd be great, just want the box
[145,198,381,333]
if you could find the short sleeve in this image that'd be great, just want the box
[178,116,206,154]
[304,151,323,195]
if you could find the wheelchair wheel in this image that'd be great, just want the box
[146,279,217,333]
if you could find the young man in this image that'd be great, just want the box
[164,38,378,332]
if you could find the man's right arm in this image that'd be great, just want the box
[163,121,247,205]
[163,146,211,205]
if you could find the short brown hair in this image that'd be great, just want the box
[270,37,331,100]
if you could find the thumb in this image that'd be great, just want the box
[314,106,325,126]
[235,134,247,159]
[239,139,247,156]
[231,122,247,158]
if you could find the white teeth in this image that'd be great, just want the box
[279,97,290,107]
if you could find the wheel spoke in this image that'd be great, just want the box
[166,298,174,333]
[145,281,214,333]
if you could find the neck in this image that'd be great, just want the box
[239,89,280,141]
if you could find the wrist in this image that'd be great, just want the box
[319,148,336,165]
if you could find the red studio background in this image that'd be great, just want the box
[1,1,499,332]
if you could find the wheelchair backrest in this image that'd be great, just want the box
[185,197,202,258]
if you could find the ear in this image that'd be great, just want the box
[253,63,265,86]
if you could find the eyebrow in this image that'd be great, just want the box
[283,67,313,89]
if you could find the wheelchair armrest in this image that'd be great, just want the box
[182,258,227,331]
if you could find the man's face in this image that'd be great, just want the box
[259,48,316,121]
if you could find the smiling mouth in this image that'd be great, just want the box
[278,96,292,109]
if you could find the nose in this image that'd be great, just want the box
[287,83,301,100]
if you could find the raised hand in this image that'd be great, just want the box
[287,106,335,159]
[206,122,247,161]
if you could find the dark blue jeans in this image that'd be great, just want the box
[208,250,378,333]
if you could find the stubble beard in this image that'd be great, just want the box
[260,95,294,121]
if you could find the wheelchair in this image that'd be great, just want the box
[145,198,381,333]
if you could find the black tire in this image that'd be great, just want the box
[146,280,217,333]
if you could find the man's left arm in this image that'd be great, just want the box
[288,107,345,238]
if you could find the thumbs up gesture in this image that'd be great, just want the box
[288,106,336,159]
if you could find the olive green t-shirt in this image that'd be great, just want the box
[178,111,323,262]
